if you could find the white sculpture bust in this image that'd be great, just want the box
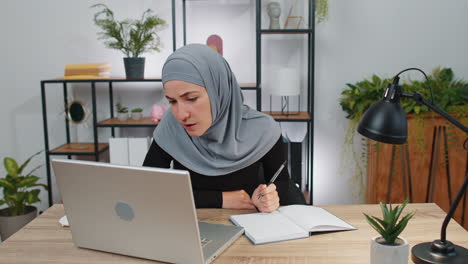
[267,2,281,29]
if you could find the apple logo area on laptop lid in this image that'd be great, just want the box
[51,159,244,264]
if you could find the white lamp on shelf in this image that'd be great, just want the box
[269,67,301,115]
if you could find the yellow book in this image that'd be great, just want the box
[64,63,112,76]
[62,75,111,80]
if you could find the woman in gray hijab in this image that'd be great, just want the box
[143,44,304,212]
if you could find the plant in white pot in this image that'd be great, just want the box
[131,107,143,120]
[0,151,47,241]
[364,200,415,264]
[116,103,129,121]
[91,3,167,79]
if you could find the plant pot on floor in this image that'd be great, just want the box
[124,57,145,79]
[0,206,37,241]
[371,236,409,264]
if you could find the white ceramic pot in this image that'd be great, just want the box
[117,112,128,121]
[370,236,409,264]
[131,112,142,120]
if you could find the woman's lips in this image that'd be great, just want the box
[184,123,196,130]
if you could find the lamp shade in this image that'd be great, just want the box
[357,97,408,144]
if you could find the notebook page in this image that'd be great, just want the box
[230,211,308,244]
[279,205,356,232]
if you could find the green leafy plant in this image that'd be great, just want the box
[315,0,329,24]
[339,67,468,202]
[116,103,128,113]
[364,200,415,245]
[0,151,47,216]
[91,3,167,57]
[131,107,143,113]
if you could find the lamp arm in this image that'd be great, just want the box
[402,91,468,243]
[402,92,468,133]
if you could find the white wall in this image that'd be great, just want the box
[1,0,467,213]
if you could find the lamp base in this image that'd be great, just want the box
[411,240,468,264]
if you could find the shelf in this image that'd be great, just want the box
[98,117,159,127]
[42,77,162,83]
[240,83,258,90]
[263,111,311,121]
[49,143,109,155]
[260,29,313,34]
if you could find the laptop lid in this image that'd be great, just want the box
[52,159,208,264]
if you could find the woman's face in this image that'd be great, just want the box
[164,80,212,137]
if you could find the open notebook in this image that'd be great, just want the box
[230,205,356,245]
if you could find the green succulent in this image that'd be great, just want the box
[116,103,128,113]
[131,107,143,113]
[0,151,47,216]
[364,200,415,245]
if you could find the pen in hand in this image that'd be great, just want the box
[257,160,287,200]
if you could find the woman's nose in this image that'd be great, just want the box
[176,104,190,121]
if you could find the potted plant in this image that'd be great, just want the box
[131,107,143,120]
[339,67,468,203]
[364,200,415,264]
[0,151,47,241]
[91,3,167,79]
[116,103,129,121]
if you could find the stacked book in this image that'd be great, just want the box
[63,63,111,79]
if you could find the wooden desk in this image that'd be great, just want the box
[0,203,466,263]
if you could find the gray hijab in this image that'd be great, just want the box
[154,44,281,176]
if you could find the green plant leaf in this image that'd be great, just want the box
[0,178,15,190]
[17,176,40,188]
[4,157,19,177]
[26,190,41,204]
[364,213,385,236]
[17,151,42,175]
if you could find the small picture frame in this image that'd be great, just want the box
[284,16,303,29]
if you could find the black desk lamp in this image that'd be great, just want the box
[357,68,468,264]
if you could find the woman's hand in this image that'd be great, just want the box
[222,190,256,210]
[252,184,280,213]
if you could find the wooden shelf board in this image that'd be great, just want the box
[42,77,162,83]
[98,117,159,126]
[239,83,257,88]
[50,143,108,154]
[263,111,311,120]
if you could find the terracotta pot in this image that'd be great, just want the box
[0,206,37,241]
[370,236,409,264]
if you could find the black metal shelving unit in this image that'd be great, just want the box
[179,0,315,203]
[41,78,166,206]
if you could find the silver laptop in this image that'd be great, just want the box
[52,159,244,264]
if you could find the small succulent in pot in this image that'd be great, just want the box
[131,107,143,120]
[364,199,415,245]
[116,103,129,121]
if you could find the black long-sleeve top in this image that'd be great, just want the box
[143,137,290,208]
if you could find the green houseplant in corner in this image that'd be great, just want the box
[91,3,167,79]
[0,151,47,241]
[364,200,415,264]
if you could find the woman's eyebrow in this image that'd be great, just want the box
[165,90,200,100]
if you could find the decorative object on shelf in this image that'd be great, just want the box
[130,107,143,121]
[284,0,303,29]
[206,35,223,55]
[91,3,167,79]
[116,103,129,121]
[63,63,111,79]
[269,67,301,116]
[150,104,166,122]
[357,67,468,264]
[364,200,415,264]
[0,151,47,241]
[65,100,91,126]
[266,1,281,29]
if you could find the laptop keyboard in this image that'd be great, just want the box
[200,237,212,248]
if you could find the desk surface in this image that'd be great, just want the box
[0,203,466,263]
